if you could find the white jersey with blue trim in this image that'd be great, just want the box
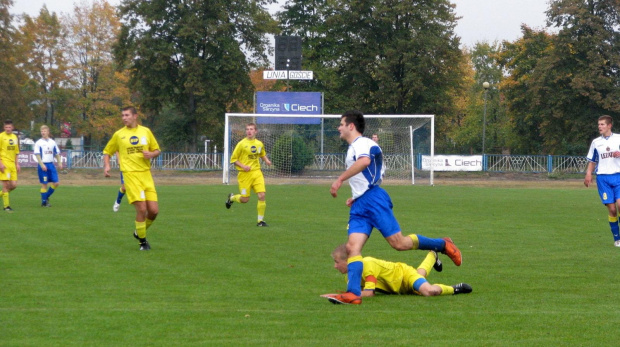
[34,138,60,163]
[346,136,384,199]
[586,133,620,175]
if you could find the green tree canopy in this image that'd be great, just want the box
[278,0,466,117]
[115,0,279,151]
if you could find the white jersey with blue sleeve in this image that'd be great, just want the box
[346,136,384,199]
[34,138,60,163]
[586,133,620,175]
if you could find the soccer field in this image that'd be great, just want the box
[1,183,617,346]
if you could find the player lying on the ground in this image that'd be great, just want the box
[321,244,472,304]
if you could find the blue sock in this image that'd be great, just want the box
[416,235,445,252]
[40,191,46,203]
[116,190,125,204]
[46,186,56,199]
[611,221,620,241]
[346,257,363,296]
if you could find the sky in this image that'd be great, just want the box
[11,0,551,48]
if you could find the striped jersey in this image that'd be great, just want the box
[346,136,384,199]
[34,138,60,163]
[586,133,620,175]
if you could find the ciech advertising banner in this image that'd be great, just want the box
[422,155,482,171]
[255,91,322,124]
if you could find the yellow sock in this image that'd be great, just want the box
[146,218,154,230]
[408,234,420,249]
[2,191,9,207]
[418,252,436,275]
[609,215,618,223]
[231,194,241,203]
[437,284,454,295]
[135,221,147,239]
[257,200,266,222]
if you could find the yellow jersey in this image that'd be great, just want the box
[346,257,412,295]
[0,132,19,164]
[230,137,266,171]
[103,125,160,172]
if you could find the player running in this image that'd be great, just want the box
[225,123,272,226]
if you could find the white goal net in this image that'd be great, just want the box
[223,113,434,185]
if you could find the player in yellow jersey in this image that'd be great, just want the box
[321,244,472,303]
[103,107,161,251]
[0,120,20,212]
[226,123,272,226]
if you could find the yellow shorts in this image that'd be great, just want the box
[123,171,158,204]
[400,263,426,296]
[0,163,17,181]
[237,170,265,197]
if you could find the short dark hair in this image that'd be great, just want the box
[121,106,137,115]
[341,110,365,134]
[599,115,613,125]
[4,119,13,125]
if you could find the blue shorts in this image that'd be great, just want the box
[596,173,620,204]
[348,186,401,238]
[37,163,59,184]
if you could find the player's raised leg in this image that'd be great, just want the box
[385,233,462,266]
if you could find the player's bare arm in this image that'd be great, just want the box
[36,154,47,171]
[143,149,161,159]
[584,161,597,187]
[103,154,111,177]
[234,160,251,172]
[261,155,272,166]
[330,156,371,197]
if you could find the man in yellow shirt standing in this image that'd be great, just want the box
[226,123,272,226]
[0,120,20,212]
[103,107,161,251]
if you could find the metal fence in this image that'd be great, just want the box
[65,150,589,174]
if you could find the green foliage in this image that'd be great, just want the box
[499,0,620,154]
[64,138,73,149]
[271,133,314,173]
[2,183,620,345]
[278,0,466,117]
[115,0,279,152]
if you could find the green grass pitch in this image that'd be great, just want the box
[0,182,617,346]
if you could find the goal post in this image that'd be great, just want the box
[223,113,434,185]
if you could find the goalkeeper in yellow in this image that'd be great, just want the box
[103,106,161,251]
[322,244,472,302]
[226,123,272,226]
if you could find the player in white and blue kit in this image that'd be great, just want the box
[34,125,62,207]
[584,115,620,246]
[323,110,463,305]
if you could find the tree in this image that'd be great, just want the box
[115,0,279,151]
[278,0,467,119]
[497,26,554,154]
[540,0,620,154]
[17,6,70,127]
[500,0,620,155]
[63,0,129,146]
[0,0,29,127]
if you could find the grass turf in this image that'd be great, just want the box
[0,183,616,346]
